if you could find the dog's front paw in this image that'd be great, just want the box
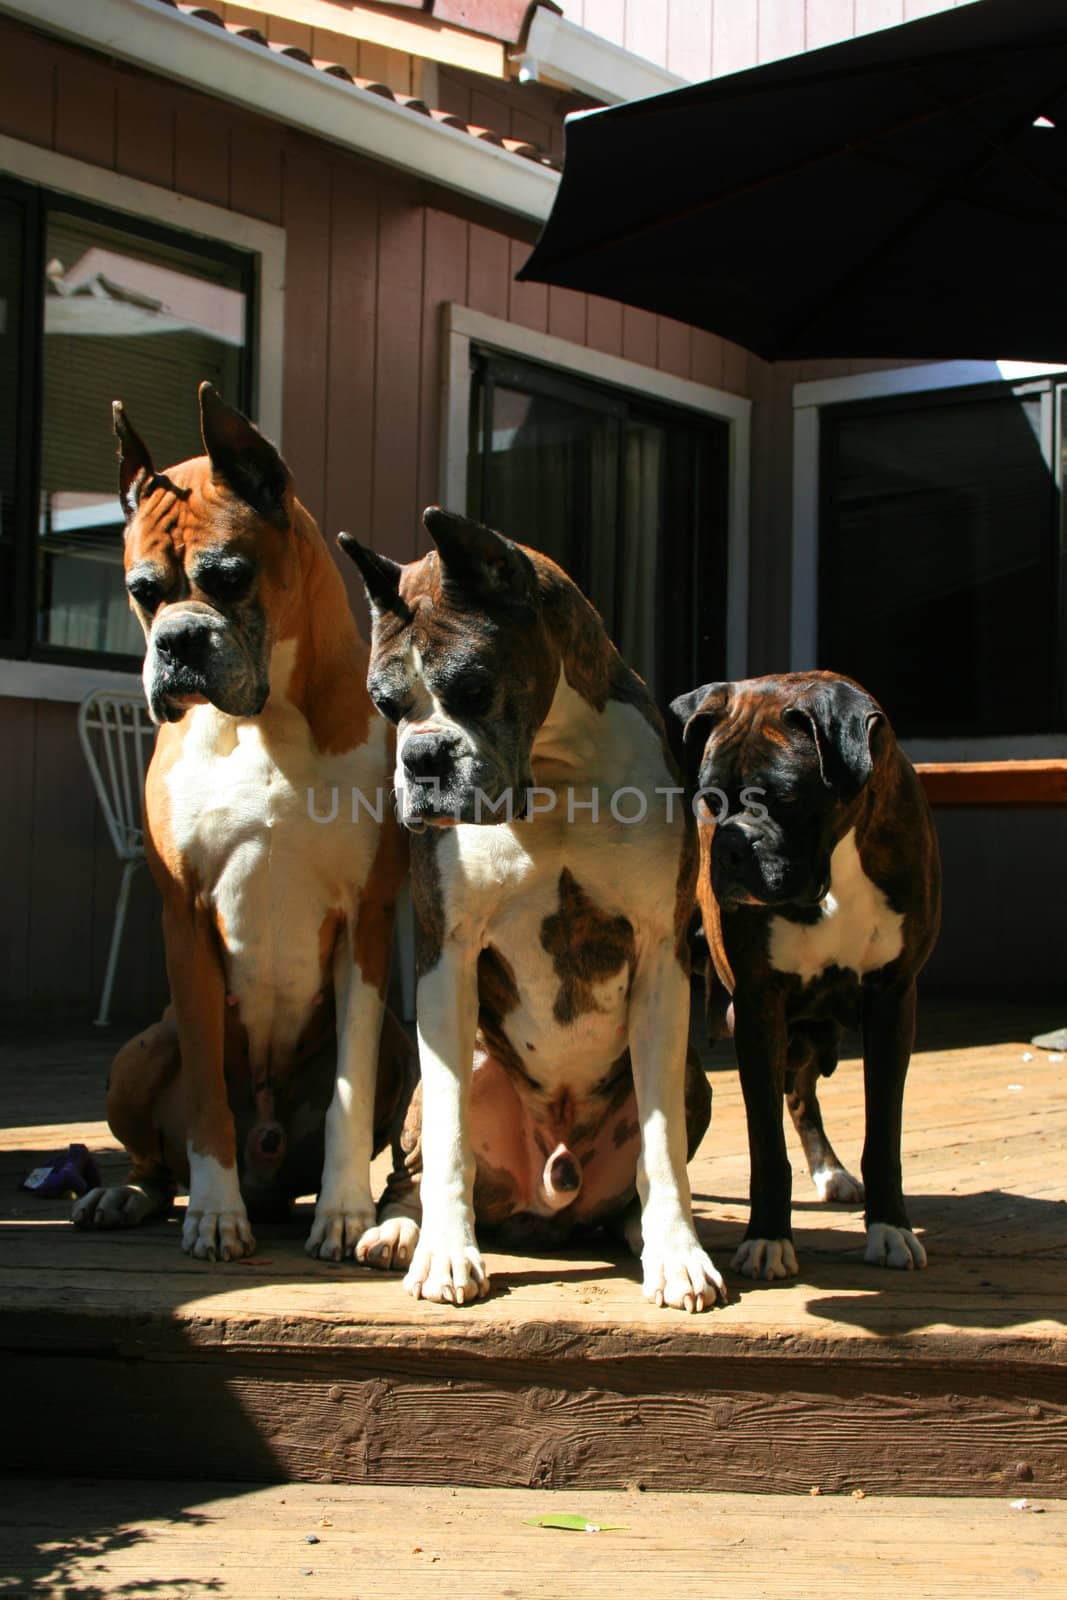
[865,1222,926,1270]
[642,1226,726,1312]
[182,1206,255,1261]
[731,1236,799,1281]
[306,1195,377,1262]
[812,1165,865,1204]
[72,1184,160,1230]
[356,1217,420,1272]
[403,1234,489,1305]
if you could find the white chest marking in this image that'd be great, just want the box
[163,639,388,1058]
[767,829,904,985]
[433,684,684,1091]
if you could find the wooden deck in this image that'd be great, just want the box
[3,1479,1065,1599]
[2,1001,1066,1499]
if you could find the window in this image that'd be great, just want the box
[818,383,1063,738]
[0,175,253,668]
[468,349,729,700]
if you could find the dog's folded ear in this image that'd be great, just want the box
[669,682,732,782]
[198,382,291,528]
[112,401,155,521]
[337,533,412,621]
[785,679,885,801]
[422,506,536,608]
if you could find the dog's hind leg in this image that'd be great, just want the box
[786,1023,863,1205]
[72,1015,180,1230]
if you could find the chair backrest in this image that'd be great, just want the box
[78,689,157,862]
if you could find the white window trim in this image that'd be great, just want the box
[0,133,285,706]
[791,359,1067,760]
[441,303,751,680]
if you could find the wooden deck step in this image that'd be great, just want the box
[2,1478,1065,1599]
[2,1004,1066,1499]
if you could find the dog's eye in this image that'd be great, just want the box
[446,672,494,718]
[197,561,254,604]
[127,574,163,612]
[373,691,404,725]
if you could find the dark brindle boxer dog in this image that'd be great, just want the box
[342,508,724,1312]
[671,671,940,1280]
[73,385,411,1262]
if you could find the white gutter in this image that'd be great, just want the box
[514,9,687,105]
[0,0,560,222]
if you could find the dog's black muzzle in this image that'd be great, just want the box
[147,602,268,723]
[712,819,829,909]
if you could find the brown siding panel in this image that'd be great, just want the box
[280,143,333,527]
[54,52,116,169]
[621,305,657,368]
[116,75,175,191]
[586,295,624,358]
[372,193,425,563]
[323,167,379,607]
[507,237,548,333]
[547,286,587,347]
[656,316,691,381]
[174,90,232,209]
[418,207,469,523]
[229,114,284,225]
[467,222,511,321]
[0,18,55,147]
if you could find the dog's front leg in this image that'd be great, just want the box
[629,951,725,1312]
[732,994,798,1280]
[861,980,926,1270]
[165,898,254,1262]
[306,933,387,1262]
[402,949,488,1305]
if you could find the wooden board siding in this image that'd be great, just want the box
[0,696,168,1023]
[0,15,754,1021]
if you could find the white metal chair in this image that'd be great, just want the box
[78,688,157,1027]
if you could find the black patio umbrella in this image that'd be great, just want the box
[518,0,1067,363]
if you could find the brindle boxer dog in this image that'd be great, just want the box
[671,671,940,1280]
[341,508,724,1312]
[72,386,412,1263]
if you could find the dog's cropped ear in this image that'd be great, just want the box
[423,506,536,608]
[112,401,155,522]
[669,682,732,782]
[198,382,291,528]
[337,532,412,621]
[785,678,885,801]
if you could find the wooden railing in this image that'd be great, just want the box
[915,759,1067,808]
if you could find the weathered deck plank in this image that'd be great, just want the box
[1,1479,1065,1600]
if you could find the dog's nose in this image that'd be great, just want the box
[156,619,211,670]
[714,824,751,873]
[402,733,453,781]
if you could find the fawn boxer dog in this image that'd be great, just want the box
[72,386,410,1262]
[671,672,940,1280]
[341,507,723,1312]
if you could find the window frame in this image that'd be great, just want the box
[440,302,752,682]
[0,133,285,702]
[792,360,1067,760]
[468,345,731,699]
